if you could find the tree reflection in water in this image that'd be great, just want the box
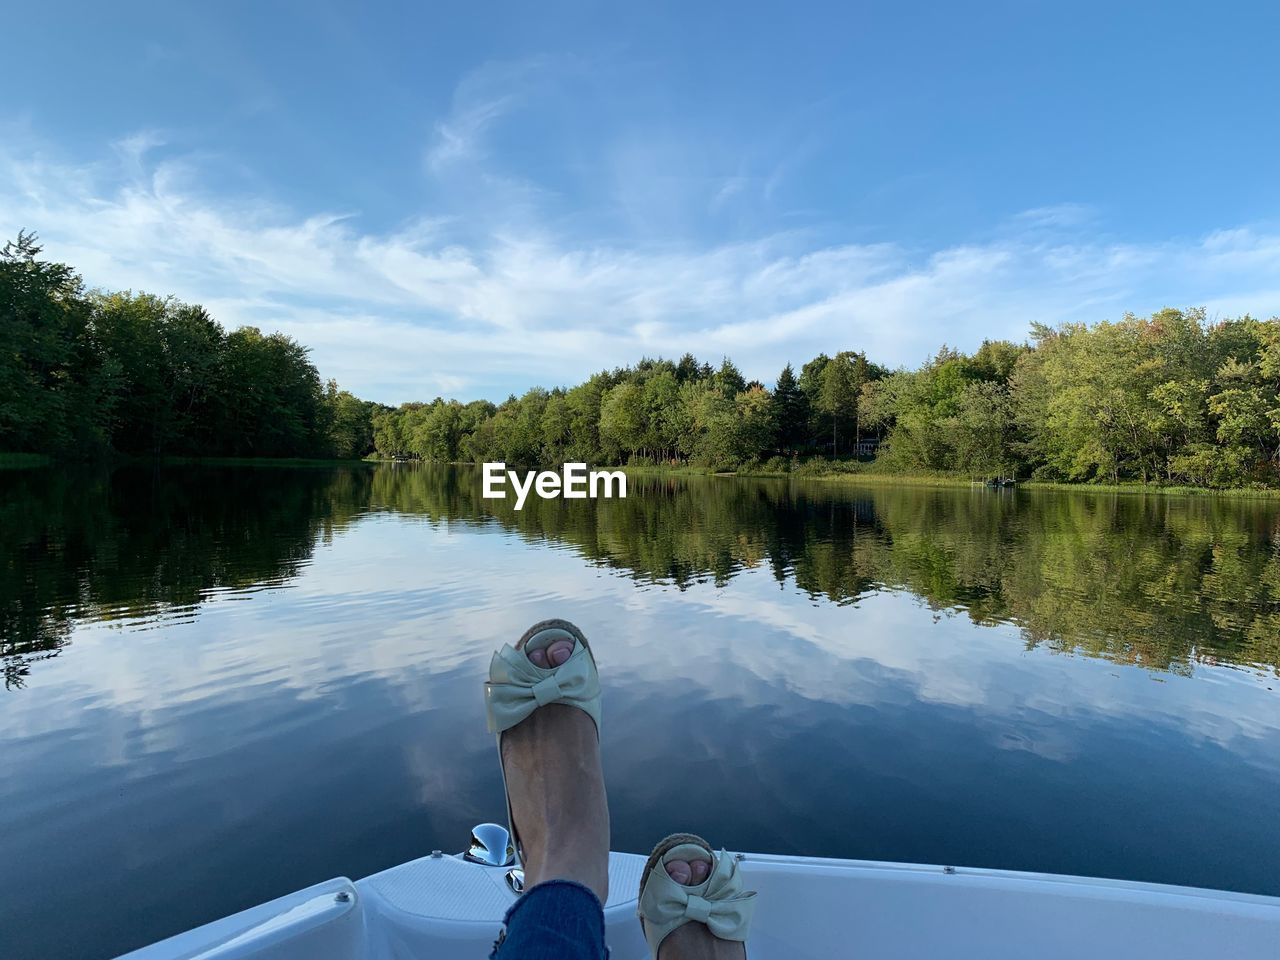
[3,461,1278,689]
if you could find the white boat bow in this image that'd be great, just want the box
[117,840,1280,960]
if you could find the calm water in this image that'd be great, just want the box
[2,463,1279,959]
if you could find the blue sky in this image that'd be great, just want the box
[3,1,1279,404]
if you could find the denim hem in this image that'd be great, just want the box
[490,878,609,960]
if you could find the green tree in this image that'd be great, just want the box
[325,381,376,459]
[734,385,776,462]
[641,370,681,461]
[816,351,868,455]
[770,364,807,454]
[599,381,646,461]
[92,292,227,454]
[219,327,327,457]
[949,381,1017,478]
[0,232,106,453]
[711,358,746,398]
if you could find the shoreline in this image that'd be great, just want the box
[0,453,52,470]
[9,452,1280,499]
[616,464,1280,499]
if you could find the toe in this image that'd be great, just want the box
[665,859,693,885]
[689,859,710,883]
[527,646,550,668]
[547,639,575,667]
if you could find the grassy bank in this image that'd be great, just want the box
[0,452,52,469]
[618,462,1280,499]
[1017,480,1280,500]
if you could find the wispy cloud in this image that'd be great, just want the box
[426,95,512,173]
[1013,203,1097,229]
[423,56,556,176]
[112,130,167,170]
[2,128,1279,405]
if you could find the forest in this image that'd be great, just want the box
[5,232,1280,487]
[0,232,376,459]
[371,315,1280,488]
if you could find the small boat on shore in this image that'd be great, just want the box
[118,826,1280,959]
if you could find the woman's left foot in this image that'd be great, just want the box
[638,834,756,960]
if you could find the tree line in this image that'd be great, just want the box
[1,232,377,459]
[373,311,1280,488]
[6,232,1280,487]
[371,351,886,471]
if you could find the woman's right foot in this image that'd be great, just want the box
[638,834,756,960]
[660,921,746,960]
[656,853,744,960]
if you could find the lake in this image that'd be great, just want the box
[2,462,1278,959]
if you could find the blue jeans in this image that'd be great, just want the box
[490,880,609,960]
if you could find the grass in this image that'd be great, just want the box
[619,461,1280,499]
[1018,480,1280,500]
[0,452,52,469]
[620,463,731,477]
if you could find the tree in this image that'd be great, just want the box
[675,353,702,383]
[949,381,1017,478]
[540,393,571,462]
[969,340,1029,382]
[798,353,829,446]
[0,232,105,453]
[817,351,868,455]
[599,381,646,462]
[734,385,776,462]
[563,379,604,462]
[92,292,227,455]
[771,364,808,454]
[325,381,376,459]
[711,358,746,398]
[219,327,327,457]
[641,370,681,461]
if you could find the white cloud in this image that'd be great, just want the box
[1012,203,1097,229]
[426,95,513,172]
[112,130,167,169]
[2,129,1280,405]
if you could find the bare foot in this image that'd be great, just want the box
[655,856,746,960]
[500,637,610,902]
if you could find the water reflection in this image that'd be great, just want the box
[9,462,1275,687]
[369,465,1280,675]
[1,463,1278,959]
[0,464,372,688]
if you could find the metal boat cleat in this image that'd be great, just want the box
[463,822,515,867]
[505,868,525,894]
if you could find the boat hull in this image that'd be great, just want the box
[117,851,1280,959]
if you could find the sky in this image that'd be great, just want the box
[3,0,1279,405]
